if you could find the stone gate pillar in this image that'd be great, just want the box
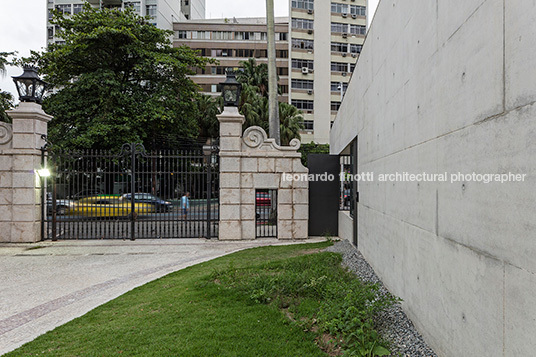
[217,107,309,240]
[1,102,52,242]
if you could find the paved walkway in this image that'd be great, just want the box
[0,238,324,355]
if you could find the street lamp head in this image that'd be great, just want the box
[220,69,241,107]
[12,66,48,104]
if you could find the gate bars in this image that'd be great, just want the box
[43,142,219,240]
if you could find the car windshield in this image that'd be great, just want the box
[124,194,158,200]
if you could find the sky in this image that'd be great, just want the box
[0,0,379,100]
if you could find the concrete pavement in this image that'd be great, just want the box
[0,238,324,355]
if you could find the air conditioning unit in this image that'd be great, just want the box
[307,9,313,14]
[307,90,313,95]
[302,67,309,74]
[352,14,357,19]
[342,33,348,38]
[351,53,357,58]
[342,53,347,57]
[307,29,313,34]
[351,0,356,2]
[342,13,348,18]
[342,72,347,77]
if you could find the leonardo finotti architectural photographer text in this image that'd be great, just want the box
[282,172,527,184]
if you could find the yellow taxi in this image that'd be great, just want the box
[70,195,155,217]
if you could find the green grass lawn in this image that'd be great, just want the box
[7,242,398,357]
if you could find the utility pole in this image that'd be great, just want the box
[266,0,280,145]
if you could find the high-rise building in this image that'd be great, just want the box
[173,17,290,102]
[46,0,206,45]
[289,0,366,143]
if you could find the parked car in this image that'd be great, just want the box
[46,193,75,215]
[69,195,154,217]
[68,189,106,200]
[255,192,271,206]
[120,193,173,212]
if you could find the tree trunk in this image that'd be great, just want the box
[266,0,280,145]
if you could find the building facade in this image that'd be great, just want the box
[289,0,366,143]
[173,17,290,102]
[47,0,205,44]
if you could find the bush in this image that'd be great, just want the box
[209,252,400,356]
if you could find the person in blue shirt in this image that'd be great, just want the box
[181,192,190,219]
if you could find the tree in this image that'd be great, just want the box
[19,5,211,150]
[237,58,268,97]
[0,91,14,123]
[279,102,304,146]
[266,0,280,144]
[195,94,222,139]
[0,52,15,123]
[236,58,302,145]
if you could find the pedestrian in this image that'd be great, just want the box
[181,192,190,219]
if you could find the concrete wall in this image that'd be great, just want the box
[330,0,536,356]
[338,210,353,243]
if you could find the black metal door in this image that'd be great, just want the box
[44,142,219,240]
[307,154,340,237]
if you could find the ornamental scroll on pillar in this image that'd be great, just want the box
[217,107,309,241]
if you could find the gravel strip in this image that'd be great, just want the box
[325,239,437,357]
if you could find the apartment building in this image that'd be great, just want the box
[47,0,206,44]
[173,17,290,102]
[289,0,367,143]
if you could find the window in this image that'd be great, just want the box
[276,32,288,41]
[302,120,314,130]
[55,4,71,15]
[276,50,288,58]
[331,22,348,33]
[146,5,157,18]
[47,27,54,39]
[331,3,349,14]
[331,82,348,93]
[124,2,140,13]
[175,30,187,39]
[349,24,366,35]
[292,18,314,30]
[73,4,84,14]
[350,5,366,16]
[350,63,356,72]
[292,38,314,50]
[331,101,341,111]
[292,99,314,110]
[48,9,53,19]
[213,31,232,40]
[277,67,289,76]
[331,42,348,53]
[279,85,289,94]
[350,44,362,54]
[235,49,255,58]
[292,59,314,70]
[291,0,314,10]
[331,62,349,72]
[292,79,314,90]
[211,85,218,93]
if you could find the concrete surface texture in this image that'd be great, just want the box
[0,238,324,355]
[330,0,536,356]
[218,107,309,240]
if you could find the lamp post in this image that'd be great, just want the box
[12,66,48,104]
[203,142,219,239]
[220,70,241,107]
[13,66,49,241]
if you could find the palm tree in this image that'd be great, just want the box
[0,52,14,77]
[237,58,269,97]
[195,94,221,138]
[266,0,280,145]
[279,102,304,145]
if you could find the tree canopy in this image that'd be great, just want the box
[236,58,303,145]
[20,5,212,150]
[0,52,15,123]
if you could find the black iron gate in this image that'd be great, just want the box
[43,142,219,240]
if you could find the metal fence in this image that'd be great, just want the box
[43,142,219,240]
[255,189,277,238]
